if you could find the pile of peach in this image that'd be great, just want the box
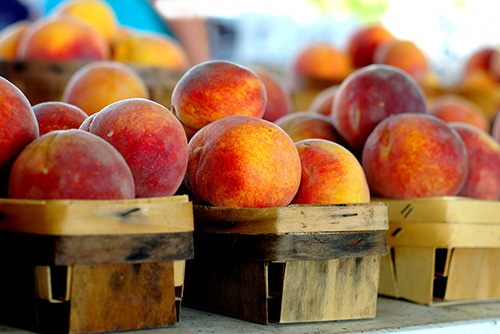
[0,0,190,70]
[1,12,500,205]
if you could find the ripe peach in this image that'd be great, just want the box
[51,0,118,42]
[428,94,489,132]
[112,32,190,70]
[171,60,267,131]
[80,98,188,198]
[331,64,428,155]
[62,60,150,116]
[346,25,395,68]
[17,17,109,61]
[450,123,500,200]
[291,43,352,82]
[361,113,468,199]
[8,129,135,200]
[463,47,498,76]
[253,68,293,122]
[308,85,338,116]
[33,101,88,136]
[373,39,429,82]
[0,76,39,195]
[185,115,301,208]
[0,20,29,60]
[275,111,342,143]
[292,139,370,205]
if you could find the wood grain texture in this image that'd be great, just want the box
[193,231,387,261]
[280,257,379,322]
[0,195,193,235]
[393,247,435,305]
[444,248,500,300]
[183,259,269,323]
[0,231,194,265]
[193,202,388,234]
[68,262,177,333]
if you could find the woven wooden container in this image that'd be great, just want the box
[0,60,184,109]
[378,196,500,306]
[183,202,388,324]
[0,195,194,333]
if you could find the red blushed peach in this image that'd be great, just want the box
[292,139,370,205]
[62,60,150,116]
[171,60,267,131]
[463,47,498,76]
[8,129,135,200]
[373,39,429,83]
[33,101,88,136]
[185,115,301,208]
[308,85,338,116]
[291,43,353,82]
[362,113,468,199]
[253,68,293,122]
[17,17,109,61]
[347,25,395,68]
[0,20,29,60]
[332,64,428,155]
[0,76,39,195]
[450,123,500,200]
[428,94,489,132]
[275,111,342,144]
[80,98,188,198]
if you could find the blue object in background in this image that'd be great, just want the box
[0,0,29,29]
[43,0,173,36]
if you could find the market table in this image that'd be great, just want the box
[1,296,500,333]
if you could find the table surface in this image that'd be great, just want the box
[2,296,500,334]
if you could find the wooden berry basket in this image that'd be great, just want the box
[0,195,194,333]
[0,60,185,108]
[378,196,500,306]
[182,202,388,324]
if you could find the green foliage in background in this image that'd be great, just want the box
[307,0,390,24]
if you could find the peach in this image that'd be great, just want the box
[361,113,468,199]
[428,94,489,132]
[112,32,190,70]
[171,60,267,131]
[253,68,293,122]
[373,39,429,83]
[346,25,395,68]
[171,108,197,142]
[291,43,353,82]
[275,111,342,144]
[450,123,500,200]
[0,20,29,60]
[80,98,188,198]
[8,129,135,200]
[33,101,88,136]
[308,85,338,116]
[17,17,109,61]
[51,0,118,42]
[463,47,498,76]
[292,139,370,204]
[62,60,150,116]
[331,64,428,155]
[0,76,39,196]
[185,115,301,208]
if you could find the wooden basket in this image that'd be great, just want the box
[0,195,194,333]
[0,60,184,109]
[183,202,388,324]
[378,196,500,306]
